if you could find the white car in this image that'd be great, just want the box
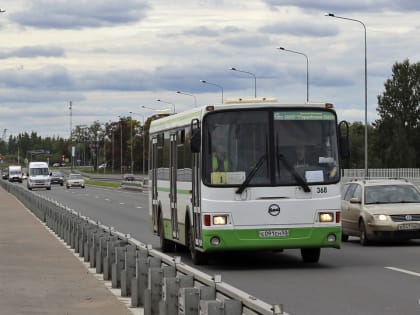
[66,173,85,189]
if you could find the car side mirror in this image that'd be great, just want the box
[350,197,361,204]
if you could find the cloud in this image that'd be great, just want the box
[11,0,150,29]
[0,65,73,90]
[262,0,420,13]
[0,46,65,59]
[260,22,338,37]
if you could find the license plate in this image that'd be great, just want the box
[398,223,420,230]
[259,230,289,238]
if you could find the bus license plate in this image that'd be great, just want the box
[259,230,289,238]
[398,223,420,230]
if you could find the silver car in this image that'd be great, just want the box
[66,173,85,189]
[341,179,420,245]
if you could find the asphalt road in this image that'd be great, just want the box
[35,184,420,315]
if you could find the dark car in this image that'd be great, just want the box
[123,173,136,181]
[50,170,64,186]
[2,168,8,180]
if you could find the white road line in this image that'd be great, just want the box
[385,266,420,277]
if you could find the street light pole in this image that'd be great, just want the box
[277,47,309,103]
[200,80,224,104]
[118,116,123,175]
[176,91,197,107]
[326,12,368,178]
[229,67,257,98]
[156,99,176,113]
[69,101,73,171]
[129,112,134,173]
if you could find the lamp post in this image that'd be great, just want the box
[200,80,224,104]
[156,99,176,113]
[69,101,73,171]
[229,67,257,98]
[326,12,368,178]
[118,116,123,175]
[129,112,134,173]
[176,91,197,107]
[277,47,309,103]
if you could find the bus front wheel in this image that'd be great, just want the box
[186,220,208,265]
[301,248,321,263]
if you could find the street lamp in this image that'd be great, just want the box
[200,80,224,104]
[156,99,176,113]
[277,47,309,103]
[118,116,123,175]
[176,91,197,107]
[69,101,73,171]
[129,112,134,173]
[229,67,257,98]
[326,12,368,178]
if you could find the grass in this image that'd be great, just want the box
[85,180,121,188]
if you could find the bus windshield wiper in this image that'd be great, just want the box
[277,154,311,193]
[236,154,267,194]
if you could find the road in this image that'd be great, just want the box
[35,184,420,315]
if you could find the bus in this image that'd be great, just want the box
[148,98,349,264]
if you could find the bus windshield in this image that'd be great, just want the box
[202,108,339,188]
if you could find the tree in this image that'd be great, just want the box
[375,59,420,167]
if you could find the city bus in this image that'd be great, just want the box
[148,98,349,264]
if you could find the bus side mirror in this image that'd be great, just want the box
[191,128,201,153]
[338,120,350,159]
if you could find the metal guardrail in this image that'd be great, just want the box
[0,180,286,315]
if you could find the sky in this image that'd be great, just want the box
[0,0,419,138]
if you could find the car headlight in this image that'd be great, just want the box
[373,214,388,221]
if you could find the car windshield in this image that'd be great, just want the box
[365,185,420,204]
[30,168,49,176]
[69,174,82,179]
[52,171,62,176]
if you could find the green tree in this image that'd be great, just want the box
[375,59,420,167]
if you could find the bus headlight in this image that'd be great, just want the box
[213,215,228,225]
[319,212,334,222]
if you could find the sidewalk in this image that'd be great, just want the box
[0,186,132,315]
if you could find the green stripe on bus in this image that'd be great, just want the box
[200,226,341,251]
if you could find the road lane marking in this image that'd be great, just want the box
[385,267,420,277]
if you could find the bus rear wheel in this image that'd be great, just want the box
[159,213,175,252]
[301,248,321,263]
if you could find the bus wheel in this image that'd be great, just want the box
[186,221,208,265]
[342,233,349,242]
[159,214,175,252]
[301,248,320,263]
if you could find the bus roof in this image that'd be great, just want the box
[149,99,335,134]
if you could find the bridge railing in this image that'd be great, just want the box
[0,180,286,315]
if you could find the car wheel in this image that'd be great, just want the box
[342,233,349,242]
[359,220,370,246]
[60,183,63,186]
[301,248,321,263]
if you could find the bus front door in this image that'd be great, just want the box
[191,119,202,248]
